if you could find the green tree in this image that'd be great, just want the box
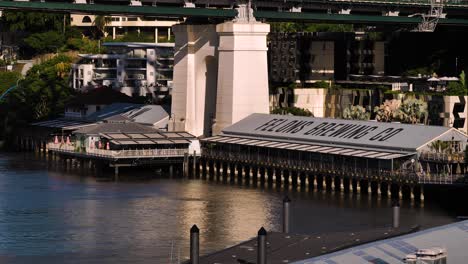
[374,99,401,122]
[66,37,102,54]
[2,11,66,32]
[23,31,66,55]
[429,140,451,154]
[271,107,313,117]
[395,98,427,124]
[343,105,370,120]
[92,15,111,39]
[0,72,21,94]
[460,70,466,89]
[0,55,75,148]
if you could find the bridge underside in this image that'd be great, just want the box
[1,1,468,26]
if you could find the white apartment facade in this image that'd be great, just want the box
[72,42,174,98]
[71,14,178,42]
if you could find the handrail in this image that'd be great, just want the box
[47,143,187,158]
[0,85,17,101]
[201,148,466,185]
[419,151,465,162]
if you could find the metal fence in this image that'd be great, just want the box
[419,152,465,163]
[203,148,466,185]
[47,143,187,159]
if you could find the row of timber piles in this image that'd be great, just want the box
[15,135,49,153]
[192,153,424,201]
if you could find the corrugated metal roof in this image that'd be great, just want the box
[31,118,94,130]
[294,220,468,264]
[222,114,455,152]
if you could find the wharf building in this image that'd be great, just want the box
[200,114,467,199]
[71,42,174,100]
[20,88,199,178]
[45,116,196,179]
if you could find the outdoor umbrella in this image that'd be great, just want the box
[98,141,102,149]
[54,136,58,144]
[106,142,110,150]
[66,136,70,145]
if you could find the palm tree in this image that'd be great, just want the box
[397,98,427,124]
[92,15,111,39]
[343,105,370,120]
[374,99,400,122]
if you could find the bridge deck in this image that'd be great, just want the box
[1,1,468,25]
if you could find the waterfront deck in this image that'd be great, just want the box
[47,143,188,160]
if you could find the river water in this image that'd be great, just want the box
[0,153,464,263]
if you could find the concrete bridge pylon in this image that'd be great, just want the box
[170,2,270,137]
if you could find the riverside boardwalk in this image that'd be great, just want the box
[193,227,416,264]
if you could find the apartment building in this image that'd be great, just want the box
[70,14,178,43]
[72,42,174,99]
[268,32,386,85]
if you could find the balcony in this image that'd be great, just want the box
[47,143,187,159]
[420,152,465,163]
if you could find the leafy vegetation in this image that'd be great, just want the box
[446,71,468,96]
[65,37,103,54]
[24,31,66,54]
[0,72,22,95]
[429,140,452,154]
[1,11,66,33]
[92,15,111,39]
[311,81,330,89]
[343,105,370,120]
[271,107,314,117]
[0,56,75,149]
[374,98,427,124]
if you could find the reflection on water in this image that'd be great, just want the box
[0,153,460,264]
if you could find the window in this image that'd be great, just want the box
[96,106,101,111]
[82,16,92,23]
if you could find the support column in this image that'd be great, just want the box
[114,166,119,181]
[308,174,314,191]
[334,177,341,192]
[154,27,158,43]
[170,24,218,137]
[212,20,270,134]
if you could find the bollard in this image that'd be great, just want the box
[257,227,267,264]
[283,196,291,233]
[393,201,400,229]
[190,225,199,264]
